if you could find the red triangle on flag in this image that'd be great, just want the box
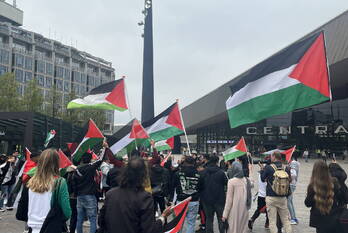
[164,197,191,233]
[166,137,174,149]
[289,33,330,98]
[22,148,37,183]
[85,119,104,138]
[105,78,128,110]
[92,151,99,160]
[282,146,296,162]
[235,137,248,152]
[166,103,184,131]
[58,149,72,169]
[160,152,172,167]
[130,119,149,139]
[67,143,78,154]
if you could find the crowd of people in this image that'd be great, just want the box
[0,142,348,233]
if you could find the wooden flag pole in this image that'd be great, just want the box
[177,99,191,156]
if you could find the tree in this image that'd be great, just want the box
[45,84,63,119]
[22,79,44,112]
[0,73,24,112]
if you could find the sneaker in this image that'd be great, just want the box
[295,218,299,224]
[6,206,13,211]
[290,219,298,225]
[0,208,5,212]
[248,220,254,230]
[265,223,269,229]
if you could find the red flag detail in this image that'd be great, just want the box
[282,146,296,162]
[290,33,330,98]
[235,137,248,153]
[67,143,78,154]
[130,119,149,139]
[105,79,128,110]
[85,119,104,138]
[22,148,36,183]
[166,103,184,131]
[92,152,99,160]
[166,137,174,149]
[160,152,172,167]
[58,149,72,168]
[165,197,191,233]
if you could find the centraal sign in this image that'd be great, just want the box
[246,125,348,135]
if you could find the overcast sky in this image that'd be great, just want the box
[16,0,348,124]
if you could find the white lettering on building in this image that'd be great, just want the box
[315,126,328,134]
[334,125,348,134]
[296,126,308,134]
[246,127,257,135]
[279,126,291,135]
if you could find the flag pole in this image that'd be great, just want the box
[176,99,191,156]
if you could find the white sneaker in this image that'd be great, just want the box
[290,219,298,225]
[0,208,5,212]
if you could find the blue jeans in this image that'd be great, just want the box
[180,201,199,233]
[287,185,297,220]
[0,184,14,208]
[76,195,97,233]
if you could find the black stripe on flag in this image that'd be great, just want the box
[107,119,134,146]
[142,102,177,128]
[229,32,322,93]
[89,78,123,95]
[163,201,189,232]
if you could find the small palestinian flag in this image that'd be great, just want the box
[58,149,72,169]
[163,197,191,233]
[44,129,56,148]
[261,149,285,156]
[72,119,104,163]
[143,102,184,143]
[155,137,174,152]
[282,146,296,162]
[223,137,248,161]
[160,152,172,167]
[67,78,128,111]
[226,32,330,128]
[22,148,37,183]
[109,119,149,156]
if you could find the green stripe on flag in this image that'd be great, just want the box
[73,137,104,163]
[223,150,246,161]
[227,83,329,128]
[67,102,127,111]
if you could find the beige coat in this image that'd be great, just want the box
[223,177,251,233]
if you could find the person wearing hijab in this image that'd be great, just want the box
[222,159,253,233]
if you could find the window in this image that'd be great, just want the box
[15,69,24,83]
[74,84,79,94]
[0,50,9,64]
[25,57,33,70]
[94,77,100,86]
[64,69,70,81]
[80,85,86,96]
[81,74,86,84]
[56,79,63,91]
[73,71,81,83]
[56,66,64,78]
[45,90,51,99]
[36,61,45,73]
[46,63,53,75]
[63,81,70,92]
[25,72,32,82]
[45,76,52,88]
[0,65,8,75]
[88,76,94,86]
[36,75,44,86]
[15,54,24,68]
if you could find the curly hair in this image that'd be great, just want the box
[308,160,334,215]
[119,157,148,192]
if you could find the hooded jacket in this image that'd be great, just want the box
[173,165,202,202]
[200,164,227,205]
[150,164,169,197]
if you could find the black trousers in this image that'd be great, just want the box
[153,196,165,214]
[202,202,225,233]
[251,196,269,224]
[69,198,78,233]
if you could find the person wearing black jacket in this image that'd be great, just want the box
[74,145,107,233]
[305,160,348,233]
[200,155,227,233]
[0,154,16,212]
[172,156,202,233]
[260,152,292,233]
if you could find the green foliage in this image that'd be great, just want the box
[22,79,44,112]
[0,73,24,112]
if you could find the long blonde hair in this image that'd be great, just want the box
[308,160,335,215]
[27,149,60,193]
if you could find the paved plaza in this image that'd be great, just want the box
[1,158,347,233]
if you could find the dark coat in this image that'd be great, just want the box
[200,165,227,205]
[172,165,202,202]
[305,178,348,231]
[150,164,170,197]
[73,159,103,196]
[98,187,163,233]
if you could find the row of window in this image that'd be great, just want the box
[14,54,33,70]
[0,49,9,65]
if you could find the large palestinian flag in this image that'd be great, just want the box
[72,119,104,163]
[109,119,149,156]
[163,197,191,233]
[226,32,330,128]
[155,137,174,152]
[143,102,184,143]
[223,137,248,161]
[67,78,128,111]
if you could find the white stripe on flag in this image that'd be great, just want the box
[226,65,299,109]
[146,116,172,134]
[71,92,111,105]
[109,133,134,155]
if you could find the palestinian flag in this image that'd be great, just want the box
[109,119,149,156]
[223,137,247,161]
[22,148,37,183]
[67,142,78,154]
[226,32,330,128]
[58,149,72,169]
[261,149,285,156]
[44,129,56,148]
[155,137,174,152]
[163,197,191,233]
[143,102,184,143]
[67,78,128,111]
[87,148,99,160]
[72,119,104,163]
[282,146,296,162]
